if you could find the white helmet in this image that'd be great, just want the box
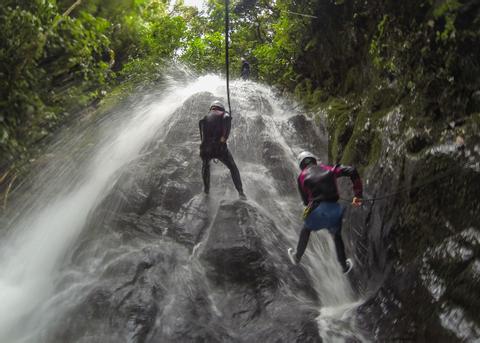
[297,151,317,170]
[210,100,225,111]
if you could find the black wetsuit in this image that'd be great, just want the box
[199,109,243,194]
[241,61,250,80]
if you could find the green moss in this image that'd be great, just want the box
[340,110,370,166]
[293,79,330,110]
[342,66,368,94]
[465,113,480,142]
[369,88,398,112]
[364,134,383,170]
[340,106,390,170]
[321,97,356,163]
[308,88,328,108]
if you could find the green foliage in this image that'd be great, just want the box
[253,42,293,86]
[180,32,225,73]
[260,0,479,168]
[2,0,479,178]
[370,15,396,73]
[369,0,480,123]
[0,2,115,167]
[432,0,461,41]
[0,0,188,170]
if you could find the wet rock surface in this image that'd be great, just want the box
[46,91,324,342]
[344,107,480,341]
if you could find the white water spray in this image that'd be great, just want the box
[229,81,365,342]
[0,76,367,342]
[0,75,226,342]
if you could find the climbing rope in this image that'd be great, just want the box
[225,0,232,116]
[340,160,476,203]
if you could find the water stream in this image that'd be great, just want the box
[0,75,367,342]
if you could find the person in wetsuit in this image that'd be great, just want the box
[241,60,250,81]
[199,100,246,199]
[288,151,363,273]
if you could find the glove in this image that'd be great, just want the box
[352,197,362,207]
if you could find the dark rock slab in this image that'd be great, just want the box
[200,200,321,342]
[201,200,273,284]
[46,92,328,343]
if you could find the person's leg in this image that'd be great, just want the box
[307,202,348,271]
[295,227,311,262]
[328,204,349,272]
[333,232,348,271]
[296,204,332,263]
[218,148,244,194]
[201,157,211,194]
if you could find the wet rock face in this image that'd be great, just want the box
[346,107,480,341]
[47,93,324,342]
[286,114,328,157]
[261,140,297,195]
[201,200,319,299]
[201,201,271,284]
[404,127,433,153]
[199,200,321,342]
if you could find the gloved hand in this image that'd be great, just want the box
[220,136,226,143]
[352,197,362,207]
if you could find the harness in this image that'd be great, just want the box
[301,165,339,219]
[302,196,325,219]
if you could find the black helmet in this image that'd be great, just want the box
[210,100,225,112]
[297,151,317,170]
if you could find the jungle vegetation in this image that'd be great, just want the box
[1,0,479,182]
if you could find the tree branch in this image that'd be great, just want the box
[63,0,83,17]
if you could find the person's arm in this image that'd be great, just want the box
[297,175,309,205]
[334,164,363,199]
[221,113,231,142]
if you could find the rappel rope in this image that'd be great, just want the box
[340,160,476,203]
[343,160,476,270]
[218,0,232,165]
[225,0,233,116]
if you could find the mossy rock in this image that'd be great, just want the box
[366,87,398,112]
[340,107,390,169]
[322,97,356,163]
[395,153,479,264]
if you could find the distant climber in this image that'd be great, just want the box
[240,60,250,81]
[199,100,246,199]
[288,151,363,274]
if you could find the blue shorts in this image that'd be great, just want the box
[304,202,344,234]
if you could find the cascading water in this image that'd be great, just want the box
[0,75,369,342]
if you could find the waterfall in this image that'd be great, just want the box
[0,76,367,342]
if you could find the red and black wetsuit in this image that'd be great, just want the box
[295,163,363,270]
[199,110,243,194]
[297,163,363,205]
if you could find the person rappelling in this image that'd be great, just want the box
[199,100,246,199]
[288,151,363,274]
[240,59,250,80]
